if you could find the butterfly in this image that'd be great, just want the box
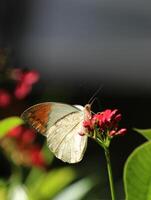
[21,102,92,163]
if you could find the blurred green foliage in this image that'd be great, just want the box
[0,117,96,200]
[0,117,23,138]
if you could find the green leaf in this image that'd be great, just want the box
[42,143,54,164]
[0,117,23,138]
[27,167,76,200]
[134,128,151,140]
[0,180,7,200]
[25,167,45,189]
[124,141,151,200]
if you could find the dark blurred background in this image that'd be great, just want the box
[0,0,150,199]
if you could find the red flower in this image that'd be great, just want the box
[30,146,45,168]
[7,125,36,144]
[7,126,23,138]
[14,82,32,99]
[0,89,11,107]
[83,120,94,130]
[83,108,126,139]
[94,109,118,125]
[14,70,39,99]
[22,70,39,85]
[21,128,36,144]
[92,109,122,131]
[6,125,46,168]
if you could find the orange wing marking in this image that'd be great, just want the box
[23,103,52,135]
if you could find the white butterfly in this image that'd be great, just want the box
[21,102,91,163]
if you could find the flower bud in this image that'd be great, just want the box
[116,128,127,136]
[109,130,116,137]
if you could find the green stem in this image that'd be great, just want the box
[104,148,116,200]
[9,163,23,185]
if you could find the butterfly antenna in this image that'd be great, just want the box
[88,85,103,106]
[89,97,98,107]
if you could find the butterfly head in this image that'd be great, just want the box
[84,104,92,120]
[84,104,91,111]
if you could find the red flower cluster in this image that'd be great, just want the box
[83,109,126,138]
[0,69,39,108]
[14,70,39,99]
[7,126,36,143]
[5,125,46,168]
[0,50,43,167]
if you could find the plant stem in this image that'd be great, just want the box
[104,148,116,200]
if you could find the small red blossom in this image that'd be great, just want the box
[0,89,11,107]
[14,70,39,99]
[1,66,39,101]
[92,109,123,132]
[30,146,45,168]
[21,128,36,144]
[114,114,122,122]
[7,125,36,144]
[83,120,93,130]
[22,70,39,85]
[7,126,23,138]
[94,109,118,124]
[14,82,32,99]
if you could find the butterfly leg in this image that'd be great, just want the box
[78,126,89,136]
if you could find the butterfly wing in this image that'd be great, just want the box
[21,102,87,163]
[21,102,80,135]
[47,111,87,163]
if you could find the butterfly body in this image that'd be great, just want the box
[21,102,91,163]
